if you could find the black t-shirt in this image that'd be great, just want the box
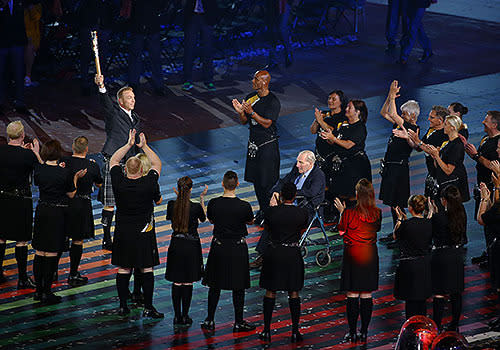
[244,91,280,144]
[34,164,75,203]
[61,156,103,196]
[395,217,432,258]
[264,204,309,244]
[431,211,467,247]
[476,134,500,185]
[207,196,254,239]
[459,125,469,140]
[436,138,469,201]
[0,145,38,194]
[166,200,206,237]
[315,110,346,158]
[421,128,447,176]
[481,203,500,238]
[384,121,419,162]
[111,166,161,223]
[332,120,366,158]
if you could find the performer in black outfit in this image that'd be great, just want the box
[201,171,256,332]
[310,90,346,221]
[258,183,309,343]
[165,176,207,326]
[0,121,41,288]
[95,73,141,251]
[61,136,103,287]
[428,185,467,332]
[110,130,163,318]
[320,100,372,202]
[463,111,500,266]
[32,140,86,304]
[378,81,420,228]
[393,195,432,319]
[448,102,469,139]
[232,70,280,224]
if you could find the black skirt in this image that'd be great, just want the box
[331,152,372,198]
[340,244,379,292]
[111,219,160,268]
[489,239,500,289]
[379,164,410,208]
[394,255,432,300]
[431,247,465,294]
[0,194,33,242]
[244,141,280,188]
[165,236,203,283]
[66,197,95,240]
[202,238,250,290]
[259,244,304,291]
[32,203,67,253]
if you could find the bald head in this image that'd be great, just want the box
[252,70,271,91]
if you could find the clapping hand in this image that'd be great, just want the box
[232,99,244,114]
[319,128,335,142]
[242,101,253,115]
[127,129,136,147]
[394,206,407,221]
[479,182,490,200]
[407,129,420,145]
[491,160,500,177]
[427,197,438,218]
[314,108,323,123]
[389,80,401,99]
[393,126,408,139]
[137,132,146,148]
[426,145,439,158]
[269,192,280,207]
[75,168,88,179]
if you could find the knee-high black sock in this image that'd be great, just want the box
[15,246,28,280]
[69,244,83,276]
[207,288,221,321]
[346,297,360,334]
[142,272,154,309]
[433,297,445,329]
[172,284,182,318]
[33,254,43,294]
[133,269,142,294]
[116,273,131,308]
[288,297,301,333]
[263,297,276,332]
[450,293,462,326]
[101,210,114,242]
[43,256,58,294]
[233,289,245,323]
[181,285,193,317]
[360,297,373,333]
[0,242,6,276]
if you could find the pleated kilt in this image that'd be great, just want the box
[431,246,465,294]
[379,163,410,208]
[340,243,379,292]
[165,236,203,283]
[331,152,372,198]
[488,238,500,289]
[0,193,33,242]
[32,202,68,253]
[111,218,160,268]
[202,237,250,290]
[259,244,304,291]
[244,140,280,188]
[66,197,95,240]
[394,255,432,300]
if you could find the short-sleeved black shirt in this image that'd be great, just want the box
[315,110,346,157]
[167,200,206,237]
[207,196,254,239]
[481,203,500,238]
[111,166,161,223]
[264,204,309,244]
[332,120,367,158]
[61,156,103,196]
[34,164,75,203]
[476,134,500,185]
[431,211,467,247]
[244,91,280,144]
[436,138,469,201]
[421,128,447,176]
[0,145,38,194]
[384,121,419,162]
[395,217,432,258]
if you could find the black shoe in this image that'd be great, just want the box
[291,331,303,343]
[18,277,36,290]
[419,52,433,63]
[102,240,113,251]
[182,315,193,326]
[472,252,488,265]
[200,319,215,330]
[259,330,271,342]
[118,306,130,316]
[173,316,184,326]
[233,320,256,332]
[131,291,144,305]
[143,306,164,319]
[68,273,89,287]
[359,332,368,342]
[343,332,357,343]
[41,292,62,305]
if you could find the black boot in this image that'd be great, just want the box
[16,246,35,289]
[289,297,303,342]
[101,210,114,251]
[259,296,275,342]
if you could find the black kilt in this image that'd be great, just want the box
[379,164,410,208]
[259,245,304,291]
[488,239,500,289]
[66,197,95,240]
[111,219,160,268]
[202,238,250,290]
[340,244,379,292]
[431,247,465,294]
[32,203,67,253]
[331,152,371,198]
[165,236,203,283]
[394,255,432,300]
[244,141,280,188]
[0,194,33,242]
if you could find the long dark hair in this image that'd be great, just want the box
[354,178,380,221]
[441,185,467,244]
[173,176,193,233]
[328,90,348,111]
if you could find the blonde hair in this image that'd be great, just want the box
[117,86,133,101]
[125,156,142,175]
[136,153,151,175]
[6,121,24,140]
[445,115,463,132]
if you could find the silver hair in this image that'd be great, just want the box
[445,115,463,131]
[400,100,420,119]
[298,150,316,164]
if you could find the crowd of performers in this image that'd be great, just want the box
[1,71,500,345]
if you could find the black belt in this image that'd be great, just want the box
[0,189,31,199]
[76,194,91,200]
[38,201,68,208]
[271,242,299,248]
[432,244,463,250]
[399,255,429,261]
[173,233,199,241]
[213,237,246,245]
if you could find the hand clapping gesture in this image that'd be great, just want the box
[232,99,244,114]
[389,80,401,100]
[127,129,137,147]
[137,132,146,148]
[394,206,407,221]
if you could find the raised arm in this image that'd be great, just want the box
[137,133,162,175]
[110,129,136,168]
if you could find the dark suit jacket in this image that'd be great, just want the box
[183,0,219,26]
[99,91,140,159]
[271,165,326,209]
[0,0,27,48]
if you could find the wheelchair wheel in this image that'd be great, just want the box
[300,246,308,258]
[315,249,331,267]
